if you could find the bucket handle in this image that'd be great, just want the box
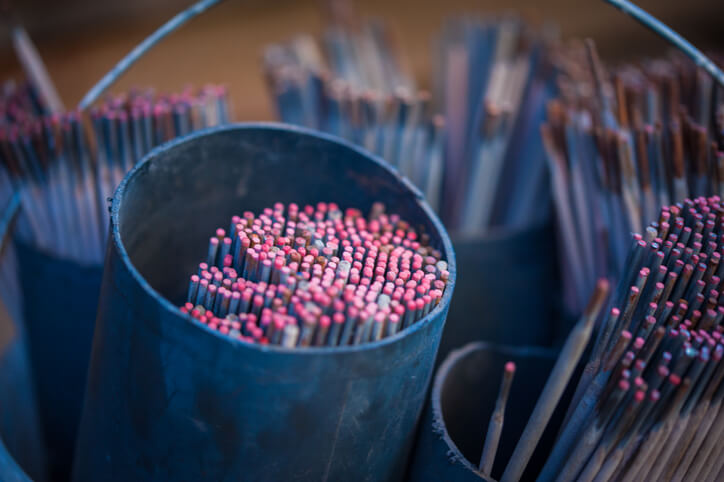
[77,0,227,110]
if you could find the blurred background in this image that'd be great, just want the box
[0,0,720,120]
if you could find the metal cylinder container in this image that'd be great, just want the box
[439,223,560,363]
[0,195,47,481]
[0,293,46,482]
[73,123,456,482]
[0,436,31,482]
[408,342,561,481]
[14,242,102,481]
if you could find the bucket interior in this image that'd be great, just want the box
[437,344,566,480]
[116,124,451,305]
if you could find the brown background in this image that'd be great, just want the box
[0,0,720,120]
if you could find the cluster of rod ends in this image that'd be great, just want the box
[180,201,449,348]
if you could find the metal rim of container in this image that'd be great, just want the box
[110,121,457,355]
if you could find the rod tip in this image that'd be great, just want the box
[583,278,610,316]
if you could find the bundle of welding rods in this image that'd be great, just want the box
[475,196,724,481]
[0,81,230,264]
[181,201,450,347]
[262,20,444,209]
[263,12,555,233]
[544,42,724,315]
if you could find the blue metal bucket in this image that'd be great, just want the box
[408,342,560,481]
[14,242,102,481]
[0,194,47,481]
[73,123,456,481]
[0,301,46,482]
[440,222,560,363]
[0,436,31,482]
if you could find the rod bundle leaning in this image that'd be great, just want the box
[544,44,724,315]
[262,16,443,208]
[0,80,230,264]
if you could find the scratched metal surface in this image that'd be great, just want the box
[407,342,559,482]
[0,193,46,481]
[73,123,456,481]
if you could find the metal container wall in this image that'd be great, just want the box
[73,123,457,482]
[408,342,560,482]
[15,242,102,481]
[439,223,559,363]
[0,436,31,482]
[0,194,47,481]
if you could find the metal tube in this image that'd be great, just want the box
[408,342,559,482]
[73,124,456,481]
